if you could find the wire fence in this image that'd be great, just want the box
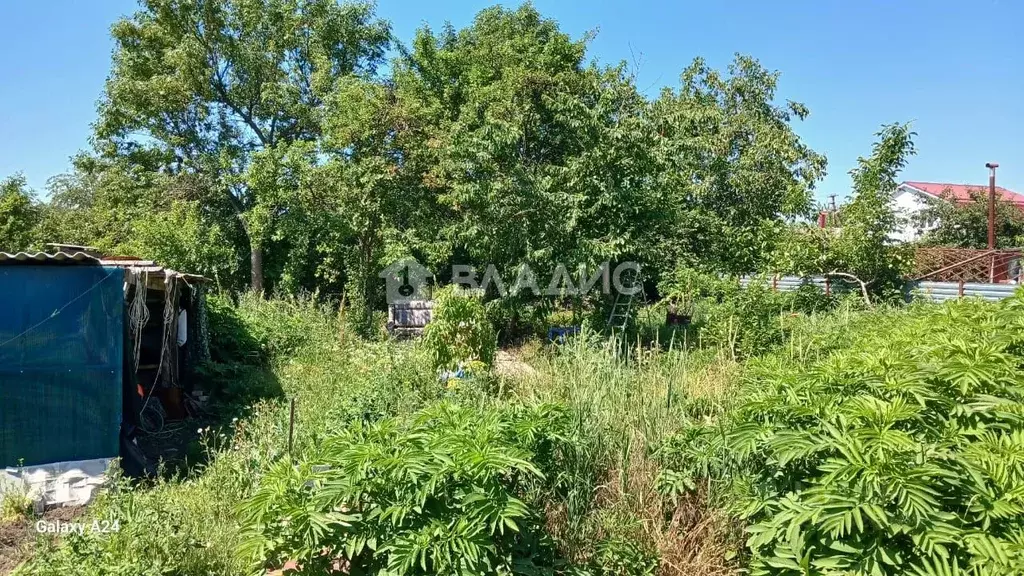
[740,274,1021,303]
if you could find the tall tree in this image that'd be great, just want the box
[311,77,437,333]
[394,5,587,275]
[98,0,390,292]
[393,5,669,290]
[833,122,916,293]
[38,153,166,251]
[0,175,41,253]
[650,55,827,273]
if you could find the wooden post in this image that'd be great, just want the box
[986,162,999,250]
[824,277,831,296]
[288,398,296,456]
[958,280,965,298]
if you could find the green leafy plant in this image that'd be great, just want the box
[660,294,1024,575]
[422,286,497,374]
[0,480,33,523]
[580,536,659,576]
[657,266,731,319]
[239,402,571,575]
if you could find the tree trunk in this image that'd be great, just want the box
[250,244,264,294]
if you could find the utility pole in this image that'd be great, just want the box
[985,162,999,250]
[817,194,838,229]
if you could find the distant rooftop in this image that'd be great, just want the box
[901,181,1024,206]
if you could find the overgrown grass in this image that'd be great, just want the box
[20,289,1022,576]
[507,332,743,575]
[20,291,749,575]
[19,295,446,575]
[660,295,1024,575]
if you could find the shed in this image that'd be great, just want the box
[0,251,208,506]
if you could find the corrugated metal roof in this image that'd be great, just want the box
[0,251,101,264]
[0,251,208,282]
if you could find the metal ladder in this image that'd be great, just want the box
[607,267,643,333]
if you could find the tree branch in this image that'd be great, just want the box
[213,67,270,146]
[191,16,270,148]
[824,271,872,307]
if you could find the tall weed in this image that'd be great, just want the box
[239,402,571,575]
[660,295,1024,575]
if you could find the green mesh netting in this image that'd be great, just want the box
[0,265,123,467]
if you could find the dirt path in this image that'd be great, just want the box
[0,506,83,575]
[494,350,537,378]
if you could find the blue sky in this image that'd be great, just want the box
[1,0,1021,202]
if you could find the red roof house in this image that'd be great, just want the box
[891,181,1024,242]
[900,181,1024,206]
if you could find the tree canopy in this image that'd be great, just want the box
[97,0,391,292]
[2,1,909,314]
[0,175,40,253]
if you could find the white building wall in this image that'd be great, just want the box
[890,186,938,242]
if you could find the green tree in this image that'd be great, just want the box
[650,55,827,274]
[830,122,916,296]
[34,153,249,288]
[37,154,165,251]
[771,123,916,301]
[916,188,1024,248]
[305,77,438,333]
[98,0,390,292]
[0,174,41,253]
[127,200,240,288]
[394,5,666,281]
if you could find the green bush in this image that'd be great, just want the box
[206,292,331,366]
[660,296,1024,575]
[422,286,497,373]
[485,297,552,343]
[580,537,659,576]
[239,402,571,575]
[698,277,796,359]
[19,464,248,576]
[0,480,33,523]
[205,293,268,366]
[657,266,737,311]
[658,267,846,359]
[202,293,334,404]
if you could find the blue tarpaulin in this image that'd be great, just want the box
[0,265,123,467]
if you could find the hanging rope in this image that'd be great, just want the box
[139,275,178,420]
[156,276,178,387]
[128,270,149,373]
